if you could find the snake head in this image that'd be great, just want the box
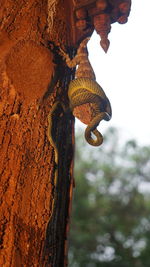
[104,97,112,121]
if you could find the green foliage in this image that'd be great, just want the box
[69,127,150,267]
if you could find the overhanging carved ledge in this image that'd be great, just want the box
[71,0,131,51]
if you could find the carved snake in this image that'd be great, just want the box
[59,37,112,146]
[68,77,112,146]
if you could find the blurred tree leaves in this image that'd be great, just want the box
[69,127,150,267]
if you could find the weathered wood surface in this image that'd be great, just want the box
[0,0,75,266]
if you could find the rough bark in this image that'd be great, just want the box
[0,0,75,266]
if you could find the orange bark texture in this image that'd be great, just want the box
[0,0,75,266]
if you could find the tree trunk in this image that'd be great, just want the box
[0,0,75,266]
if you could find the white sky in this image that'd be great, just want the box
[76,0,150,146]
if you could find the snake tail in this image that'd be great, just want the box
[84,112,106,146]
